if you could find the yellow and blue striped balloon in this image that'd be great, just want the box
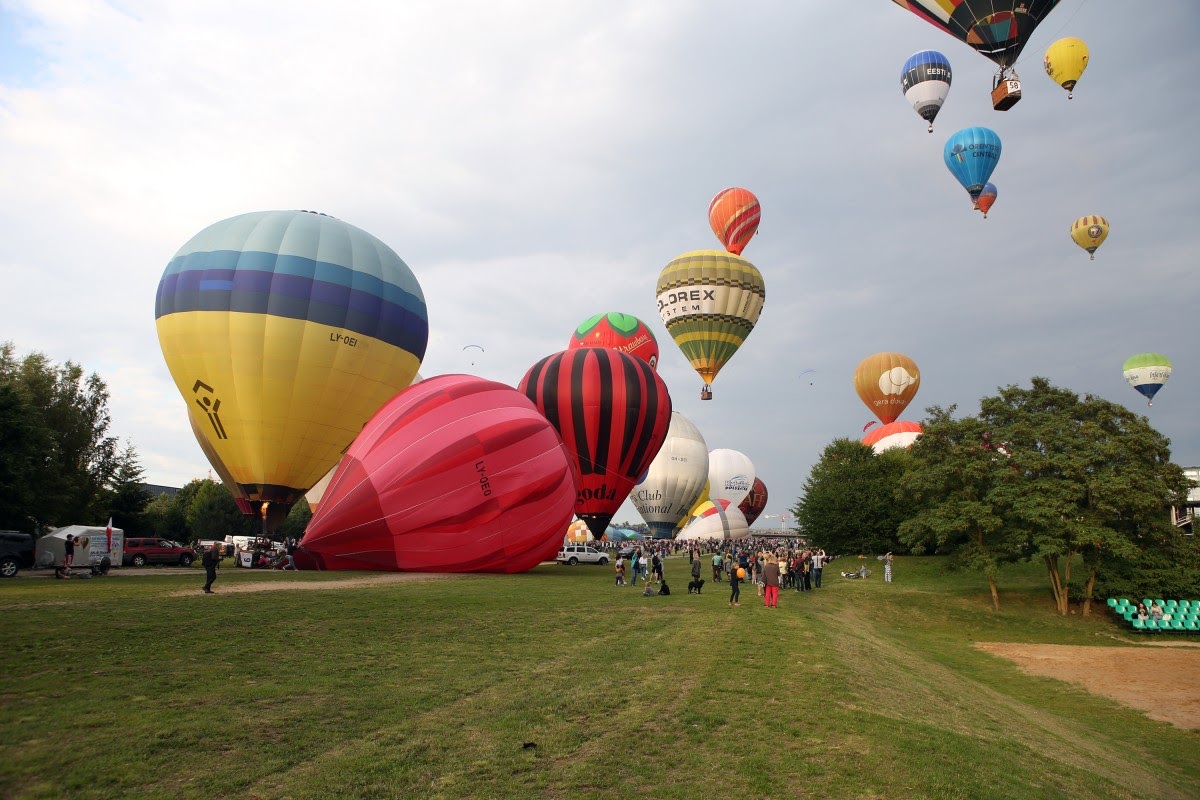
[156,210,428,530]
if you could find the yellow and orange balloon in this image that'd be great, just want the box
[708,188,761,256]
[854,352,920,426]
[1071,215,1109,260]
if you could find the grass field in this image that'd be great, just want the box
[2,554,1196,800]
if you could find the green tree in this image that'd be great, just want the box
[185,479,256,541]
[0,380,42,529]
[276,500,312,541]
[143,492,188,540]
[98,443,153,536]
[794,438,912,556]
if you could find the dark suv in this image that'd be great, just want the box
[0,531,36,578]
[123,537,195,567]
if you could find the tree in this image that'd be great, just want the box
[0,380,42,529]
[185,479,258,541]
[98,443,153,536]
[276,500,312,541]
[143,492,188,540]
[794,438,912,556]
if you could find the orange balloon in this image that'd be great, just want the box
[854,352,920,425]
[708,188,761,256]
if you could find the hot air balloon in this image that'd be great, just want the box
[677,502,749,541]
[1123,354,1172,407]
[631,411,709,539]
[738,477,769,527]
[855,352,921,426]
[683,480,712,528]
[944,128,1002,202]
[568,312,659,370]
[974,182,998,218]
[657,249,766,400]
[901,50,952,132]
[296,375,577,573]
[564,519,593,544]
[1071,216,1109,260]
[520,348,672,538]
[862,420,924,454]
[890,0,1062,109]
[708,448,756,509]
[708,188,761,256]
[1044,36,1088,99]
[156,210,428,533]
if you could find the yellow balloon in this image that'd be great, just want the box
[1070,215,1109,261]
[1044,37,1089,99]
[156,210,428,531]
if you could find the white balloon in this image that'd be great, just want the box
[707,448,756,509]
[677,505,749,541]
[631,411,709,538]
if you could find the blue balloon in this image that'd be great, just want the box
[901,50,952,132]
[944,127,1002,201]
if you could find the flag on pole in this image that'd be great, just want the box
[105,517,113,552]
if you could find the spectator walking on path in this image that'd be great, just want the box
[202,543,223,593]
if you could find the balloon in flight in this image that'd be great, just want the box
[656,249,766,399]
[1122,353,1172,407]
[855,352,921,426]
[296,375,577,573]
[707,448,756,509]
[974,182,998,218]
[862,420,924,454]
[901,50,952,132]
[568,312,659,370]
[738,477,769,527]
[1071,216,1109,260]
[944,127,1002,201]
[1044,37,1089,99]
[708,188,761,256]
[631,411,709,539]
[520,348,672,539]
[156,210,428,533]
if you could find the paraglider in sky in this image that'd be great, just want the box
[738,477,769,527]
[631,411,709,539]
[855,352,921,426]
[156,210,428,533]
[657,249,766,400]
[944,127,1002,202]
[1044,36,1088,99]
[863,420,878,432]
[890,0,1062,110]
[707,448,756,509]
[1071,216,1109,260]
[568,312,659,370]
[296,375,578,573]
[800,368,817,385]
[1122,354,1172,407]
[974,182,998,218]
[901,50,952,132]
[708,188,761,256]
[862,420,924,454]
[463,344,484,365]
[520,348,672,539]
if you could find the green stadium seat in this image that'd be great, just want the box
[1165,600,1178,610]
[1183,620,1198,632]
[1131,619,1147,631]
[1143,598,1154,607]
[1155,598,1166,607]
[1171,619,1186,631]
[1107,597,1118,608]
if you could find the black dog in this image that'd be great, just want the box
[687,578,705,594]
[658,581,671,596]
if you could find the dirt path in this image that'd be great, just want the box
[975,642,1200,730]
[167,571,464,596]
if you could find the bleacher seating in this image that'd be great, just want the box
[1107,597,1199,634]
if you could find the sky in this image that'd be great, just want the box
[1,1,1197,531]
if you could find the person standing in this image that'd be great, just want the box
[711,551,723,582]
[690,555,702,593]
[729,566,742,606]
[811,548,826,588]
[763,557,780,608]
[281,538,299,570]
[63,534,76,570]
[629,548,641,586]
[202,543,223,593]
[884,552,894,583]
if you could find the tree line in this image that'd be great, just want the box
[792,377,1199,613]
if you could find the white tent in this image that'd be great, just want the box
[35,525,124,569]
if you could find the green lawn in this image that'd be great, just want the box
[1,555,1196,800]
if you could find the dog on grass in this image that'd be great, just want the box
[687,578,705,594]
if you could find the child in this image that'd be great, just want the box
[615,558,626,587]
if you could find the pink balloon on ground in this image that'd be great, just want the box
[297,375,579,573]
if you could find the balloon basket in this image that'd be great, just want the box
[991,79,1021,111]
[700,386,712,401]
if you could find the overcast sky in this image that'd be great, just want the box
[2,1,1196,529]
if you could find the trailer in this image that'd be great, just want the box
[35,525,124,572]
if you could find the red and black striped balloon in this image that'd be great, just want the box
[519,348,672,538]
[738,477,769,527]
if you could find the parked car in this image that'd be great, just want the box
[123,537,195,567]
[556,545,609,566]
[0,531,36,578]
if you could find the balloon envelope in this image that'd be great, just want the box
[1044,36,1088,96]
[738,477,769,527]
[855,352,921,426]
[1071,215,1109,260]
[156,210,428,530]
[631,411,709,539]
[707,448,756,509]
[901,50,952,131]
[708,188,761,256]
[564,519,593,544]
[677,504,749,541]
[891,0,1062,70]
[520,348,672,538]
[656,249,766,393]
[862,420,924,454]
[944,127,1001,200]
[298,375,577,573]
[974,182,998,217]
[568,312,659,370]
[1122,353,1172,406]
